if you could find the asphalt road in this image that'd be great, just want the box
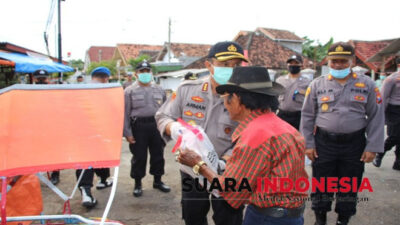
[41,140,400,225]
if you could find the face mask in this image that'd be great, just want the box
[212,66,233,85]
[138,73,152,84]
[380,75,385,80]
[35,78,48,84]
[288,65,301,74]
[329,67,351,79]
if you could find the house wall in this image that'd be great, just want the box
[159,77,182,91]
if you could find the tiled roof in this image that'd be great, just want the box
[158,42,211,60]
[235,31,309,69]
[185,56,207,69]
[87,46,115,62]
[256,27,303,41]
[117,44,162,61]
[350,39,395,71]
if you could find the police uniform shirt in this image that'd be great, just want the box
[123,80,133,89]
[300,73,384,152]
[276,75,311,111]
[155,76,238,158]
[123,81,166,137]
[381,72,400,109]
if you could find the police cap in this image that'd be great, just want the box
[135,60,152,71]
[33,69,49,78]
[91,67,111,76]
[327,42,355,60]
[207,41,248,62]
[286,54,303,64]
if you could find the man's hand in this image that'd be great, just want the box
[177,148,202,167]
[305,148,318,162]
[126,136,136,144]
[361,151,376,163]
[169,122,186,141]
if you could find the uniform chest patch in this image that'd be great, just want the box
[191,96,204,103]
[354,95,365,102]
[224,127,232,134]
[186,102,206,110]
[194,112,205,119]
[375,87,382,104]
[321,103,329,112]
[184,110,193,117]
[187,120,197,126]
[354,82,366,88]
[320,96,330,102]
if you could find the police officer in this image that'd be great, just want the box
[373,58,400,170]
[122,72,134,89]
[76,67,114,209]
[300,42,384,225]
[155,41,248,225]
[276,54,311,130]
[123,60,170,197]
[33,69,62,185]
[76,75,85,84]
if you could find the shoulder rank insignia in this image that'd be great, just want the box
[171,92,177,101]
[191,96,204,103]
[327,75,333,80]
[354,82,365,88]
[352,73,358,79]
[202,82,209,92]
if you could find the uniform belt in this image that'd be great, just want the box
[278,110,301,117]
[251,204,305,218]
[317,127,365,143]
[132,116,156,123]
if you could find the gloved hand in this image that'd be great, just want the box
[170,122,186,141]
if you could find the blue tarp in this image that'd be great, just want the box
[0,52,74,73]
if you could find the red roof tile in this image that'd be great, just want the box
[117,44,162,61]
[256,27,303,41]
[158,42,212,60]
[235,31,310,69]
[87,46,115,62]
[350,40,395,71]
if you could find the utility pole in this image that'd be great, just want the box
[57,0,64,83]
[168,18,171,62]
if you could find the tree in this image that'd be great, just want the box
[128,54,151,71]
[68,59,84,71]
[87,60,117,75]
[302,36,334,69]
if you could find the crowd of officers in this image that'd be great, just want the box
[30,40,400,225]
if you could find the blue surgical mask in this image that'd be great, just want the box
[329,67,351,79]
[138,73,152,84]
[380,75,385,80]
[212,66,233,85]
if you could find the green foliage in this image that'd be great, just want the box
[302,36,334,65]
[68,59,84,71]
[87,60,117,75]
[128,54,151,71]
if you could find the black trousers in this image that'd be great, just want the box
[383,104,400,154]
[311,128,366,217]
[76,168,110,188]
[180,172,243,225]
[129,119,165,179]
[277,110,301,130]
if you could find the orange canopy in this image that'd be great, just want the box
[0,84,124,177]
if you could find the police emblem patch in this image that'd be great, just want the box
[191,96,204,103]
[321,103,329,112]
[335,45,344,52]
[227,44,237,52]
[375,87,382,104]
[354,82,366,88]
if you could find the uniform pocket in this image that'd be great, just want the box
[131,94,146,108]
[317,93,334,113]
[349,93,368,113]
[153,93,163,106]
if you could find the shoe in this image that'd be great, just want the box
[80,186,97,209]
[314,211,327,225]
[153,182,171,193]
[50,173,60,185]
[133,185,142,197]
[96,179,113,190]
[336,214,351,225]
[373,153,384,167]
[393,161,400,170]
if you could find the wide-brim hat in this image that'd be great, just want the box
[216,66,285,96]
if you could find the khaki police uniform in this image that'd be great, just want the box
[375,71,400,169]
[300,72,384,217]
[124,81,166,180]
[155,76,241,225]
[276,75,311,129]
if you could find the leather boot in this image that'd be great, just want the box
[80,186,97,208]
[373,152,385,167]
[336,214,351,225]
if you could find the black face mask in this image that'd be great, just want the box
[288,65,301,74]
[35,78,48,84]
